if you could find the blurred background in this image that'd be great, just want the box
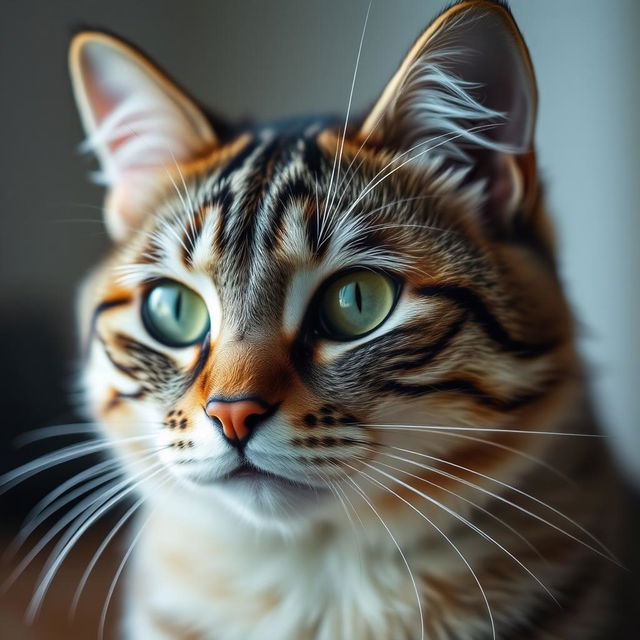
[0,0,638,637]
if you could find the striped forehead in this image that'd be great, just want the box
[137,127,430,332]
[193,129,324,329]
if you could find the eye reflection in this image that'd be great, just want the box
[142,280,209,347]
[318,270,398,340]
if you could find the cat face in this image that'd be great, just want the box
[71,2,574,526]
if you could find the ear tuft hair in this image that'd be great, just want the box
[69,31,216,240]
[358,1,537,222]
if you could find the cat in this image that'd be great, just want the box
[61,0,621,638]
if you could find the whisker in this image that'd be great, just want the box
[327,462,367,532]
[342,123,498,219]
[316,461,361,534]
[120,122,196,252]
[329,69,411,218]
[344,473,425,640]
[365,424,605,438]
[358,445,545,563]
[314,175,321,241]
[386,447,621,566]
[71,494,146,617]
[345,462,495,640]
[321,462,367,583]
[320,124,496,253]
[12,445,158,555]
[5,451,163,593]
[97,488,168,640]
[397,428,575,485]
[160,217,190,254]
[25,463,166,623]
[325,0,372,220]
[0,434,157,494]
[5,481,122,593]
[14,423,100,447]
[15,420,165,448]
[12,459,119,538]
[329,107,387,217]
[10,461,123,556]
[362,459,557,603]
[168,147,199,249]
[321,197,448,250]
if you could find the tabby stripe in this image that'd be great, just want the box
[216,135,260,182]
[137,241,163,265]
[213,136,262,252]
[98,334,140,380]
[359,325,429,354]
[379,377,550,411]
[105,388,146,411]
[305,323,451,383]
[301,136,326,175]
[228,138,281,261]
[181,205,206,266]
[185,333,211,388]
[85,297,131,358]
[263,176,309,252]
[383,312,468,372]
[303,194,326,258]
[210,185,234,252]
[342,227,388,257]
[415,284,556,357]
[306,325,412,379]
[112,332,209,398]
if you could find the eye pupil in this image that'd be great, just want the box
[174,290,183,321]
[318,270,398,341]
[142,280,209,347]
[355,282,363,313]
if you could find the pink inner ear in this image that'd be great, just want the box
[82,68,131,147]
[78,41,208,180]
[88,97,140,162]
[487,154,524,218]
[83,73,114,124]
[86,84,134,158]
[72,35,217,240]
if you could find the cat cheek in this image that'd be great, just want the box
[161,408,199,451]
[96,387,148,436]
[163,408,189,433]
[293,405,360,431]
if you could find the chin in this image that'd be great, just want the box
[227,475,334,527]
[179,468,332,532]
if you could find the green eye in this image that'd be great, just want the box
[318,270,399,340]
[142,280,210,347]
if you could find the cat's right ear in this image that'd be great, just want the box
[356,1,537,229]
[69,32,217,241]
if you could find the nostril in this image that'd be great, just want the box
[244,413,262,430]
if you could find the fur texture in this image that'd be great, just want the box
[57,2,621,638]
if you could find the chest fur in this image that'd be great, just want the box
[129,512,431,640]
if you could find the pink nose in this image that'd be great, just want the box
[205,398,270,442]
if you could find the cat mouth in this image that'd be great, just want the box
[217,462,317,492]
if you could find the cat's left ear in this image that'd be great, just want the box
[69,32,217,241]
[357,0,537,223]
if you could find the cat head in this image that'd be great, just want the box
[70,0,575,529]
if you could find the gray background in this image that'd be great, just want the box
[0,1,638,637]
